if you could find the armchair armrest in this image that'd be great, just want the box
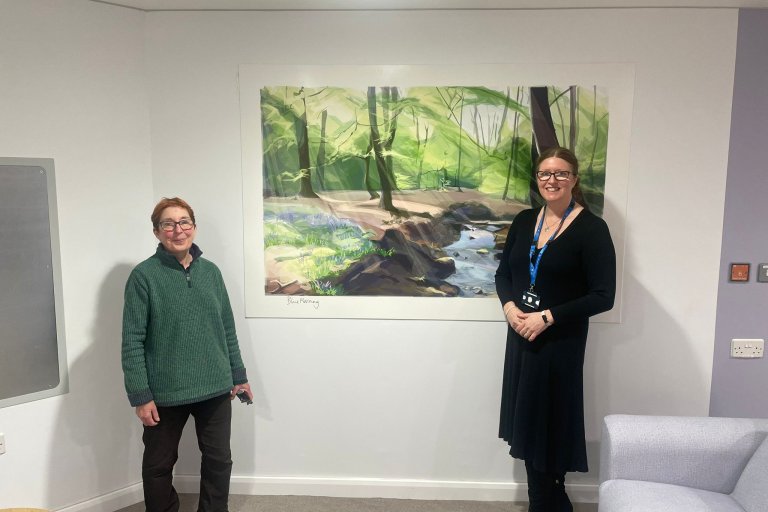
[599,414,768,494]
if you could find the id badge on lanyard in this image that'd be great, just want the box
[521,288,541,310]
[523,201,575,310]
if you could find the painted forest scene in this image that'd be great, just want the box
[259,85,609,298]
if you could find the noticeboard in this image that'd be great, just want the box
[0,158,67,408]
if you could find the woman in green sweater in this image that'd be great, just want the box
[122,197,252,512]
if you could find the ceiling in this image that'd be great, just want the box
[92,0,768,11]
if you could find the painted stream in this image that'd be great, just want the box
[443,224,502,297]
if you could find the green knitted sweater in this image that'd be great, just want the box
[122,244,247,407]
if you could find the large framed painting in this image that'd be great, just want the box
[240,64,633,321]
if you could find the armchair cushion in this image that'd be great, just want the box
[732,434,768,511]
[599,415,768,493]
[599,414,768,512]
[599,480,746,512]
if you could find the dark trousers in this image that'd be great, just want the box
[142,393,233,512]
[525,461,573,512]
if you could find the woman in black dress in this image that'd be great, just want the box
[494,147,616,512]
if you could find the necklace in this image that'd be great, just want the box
[543,214,562,232]
[542,202,576,232]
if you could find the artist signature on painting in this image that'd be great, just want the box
[286,297,320,310]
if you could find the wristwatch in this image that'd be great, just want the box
[541,312,549,325]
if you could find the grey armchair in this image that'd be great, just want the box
[598,414,768,512]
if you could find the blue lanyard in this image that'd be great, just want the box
[528,200,575,290]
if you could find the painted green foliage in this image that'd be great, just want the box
[259,84,610,296]
[260,85,609,211]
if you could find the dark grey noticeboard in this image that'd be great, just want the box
[0,158,68,408]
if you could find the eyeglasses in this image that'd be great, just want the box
[158,219,195,232]
[536,170,573,181]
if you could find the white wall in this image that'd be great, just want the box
[0,3,738,510]
[144,6,737,502]
[0,0,152,509]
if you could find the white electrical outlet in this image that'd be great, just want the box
[731,339,765,359]
[0,433,5,455]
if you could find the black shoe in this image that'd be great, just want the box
[551,474,573,512]
[525,461,553,512]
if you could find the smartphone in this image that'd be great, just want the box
[236,390,252,405]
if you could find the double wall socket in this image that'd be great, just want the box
[731,339,765,359]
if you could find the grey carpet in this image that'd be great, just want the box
[116,494,598,512]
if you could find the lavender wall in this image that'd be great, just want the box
[710,9,768,418]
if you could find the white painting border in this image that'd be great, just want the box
[240,63,633,322]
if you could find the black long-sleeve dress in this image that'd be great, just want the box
[494,207,616,474]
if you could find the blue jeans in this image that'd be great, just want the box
[142,393,233,512]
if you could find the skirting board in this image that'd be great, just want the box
[55,483,144,512]
[55,477,598,512]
